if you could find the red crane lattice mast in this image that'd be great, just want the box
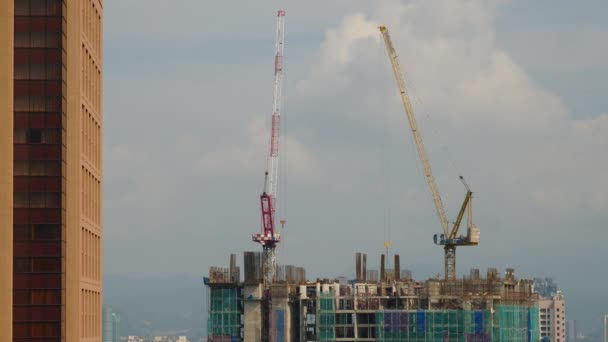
[252,9,285,287]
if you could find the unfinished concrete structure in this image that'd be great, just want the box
[205,252,540,342]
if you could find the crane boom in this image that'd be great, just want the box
[267,9,285,199]
[379,26,480,281]
[378,26,449,237]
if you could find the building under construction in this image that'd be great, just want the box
[205,252,540,342]
[204,13,542,342]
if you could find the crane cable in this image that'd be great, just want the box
[278,38,288,260]
[378,51,392,268]
[382,39,465,222]
[406,72,465,211]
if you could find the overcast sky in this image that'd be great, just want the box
[102,0,607,326]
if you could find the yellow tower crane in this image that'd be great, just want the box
[378,26,480,281]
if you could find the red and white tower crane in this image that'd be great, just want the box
[252,9,285,287]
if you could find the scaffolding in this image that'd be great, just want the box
[376,310,486,341]
[373,306,538,342]
[208,287,241,341]
[493,305,540,342]
[318,293,335,341]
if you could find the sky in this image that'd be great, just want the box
[102,0,608,329]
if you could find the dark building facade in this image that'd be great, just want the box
[1,0,103,340]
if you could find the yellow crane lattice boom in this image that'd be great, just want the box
[379,26,480,281]
[378,26,449,237]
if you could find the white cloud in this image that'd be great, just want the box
[295,0,608,216]
[102,2,607,311]
[295,13,380,97]
[100,0,608,327]
[195,116,320,182]
[500,25,608,71]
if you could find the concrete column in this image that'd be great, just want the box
[380,254,386,282]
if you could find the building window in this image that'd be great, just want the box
[14,258,31,273]
[32,258,61,273]
[27,128,42,143]
[14,128,61,144]
[33,225,61,240]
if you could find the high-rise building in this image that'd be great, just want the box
[103,307,121,342]
[604,314,608,342]
[0,1,103,341]
[539,291,566,342]
[566,319,576,342]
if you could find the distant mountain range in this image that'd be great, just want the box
[103,274,207,339]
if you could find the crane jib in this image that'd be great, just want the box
[379,25,479,281]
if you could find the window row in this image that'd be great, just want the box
[14,128,61,144]
[81,227,100,281]
[82,0,102,55]
[14,80,61,96]
[13,240,61,258]
[81,44,101,110]
[15,32,61,49]
[13,273,61,290]
[15,0,62,17]
[14,112,62,129]
[81,166,101,223]
[14,257,61,274]
[14,192,61,209]
[81,288,101,338]
[14,289,61,306]
[14,16,61,33]
[13,322,60,339]
[13,224,61,241]
[14,177,61,193]
[15,48,61,64]
[14,305,61,322]
[14,95,61,112]
[82,105,101,167]
[14,160,61,177]
[14,144,61,161]
[14,63,61,80]
[13,208,62,225]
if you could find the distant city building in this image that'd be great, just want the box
[126,336,189,342]
[534,277,558,298]
[103,307,121,342]
[539,291,566,342]
[604,314,608,342]
[566,319,576,342]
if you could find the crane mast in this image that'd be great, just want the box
[379,26,479,281]
[252,8,285,289]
